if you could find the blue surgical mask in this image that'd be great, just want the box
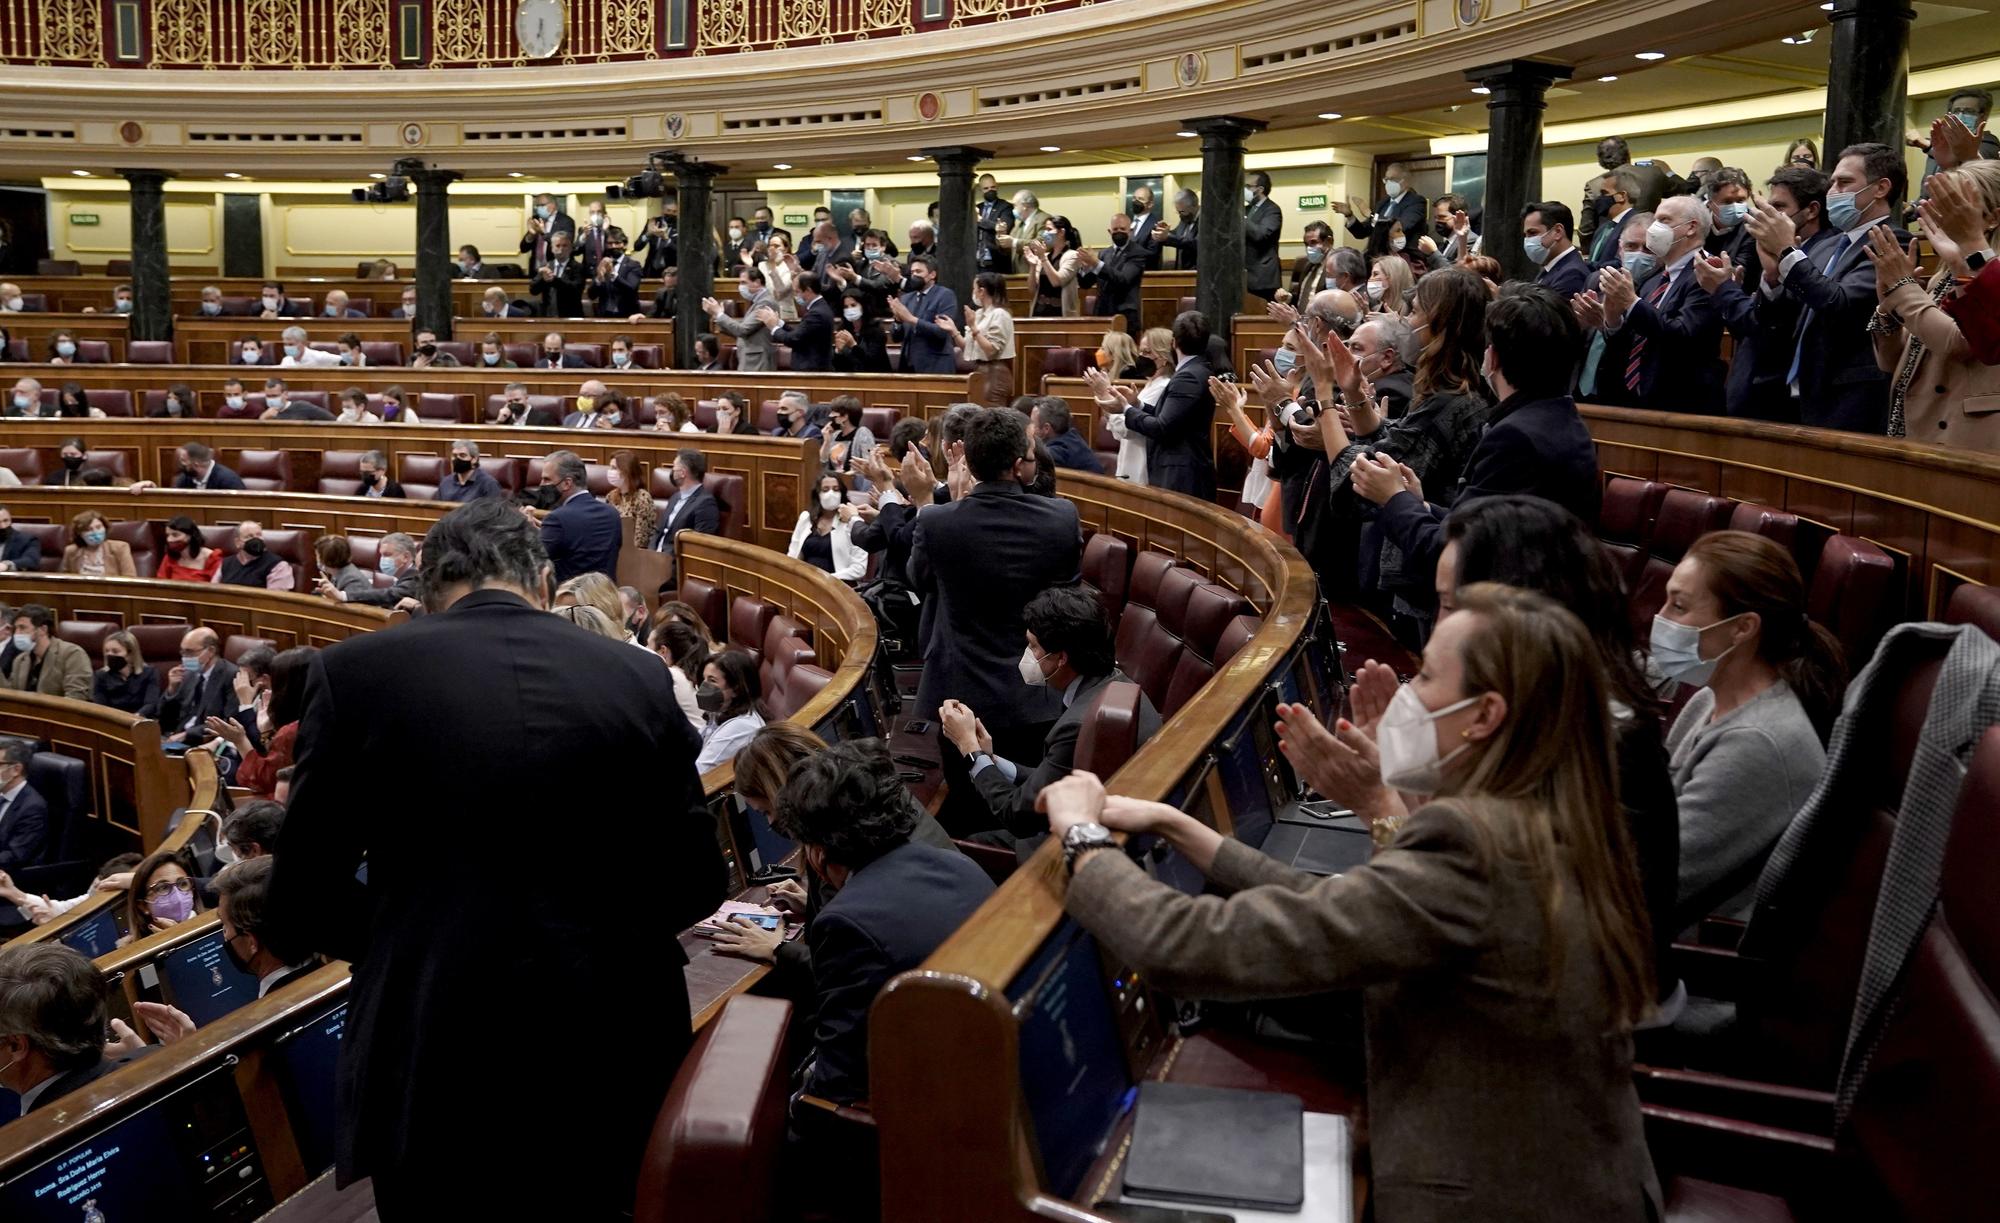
[114,299,132,313]
[325,305,342,317]
[1715,201,1751,229]
[1272,348,1299,377]
[1304,247,1326,265]
[225,395,245,410]
[200,301,221,316]
[378,555,398,575]
[483,352,501,366]
[611,351,630,367]
[1649,613,1744,687]
[10,632,30,652]
[536,204,552,220]
[1951,109,1981,132]
[284,344,301,358]
[55,341,76,357]
[1523,233,1551,266]
[241,349,260,363]
[1825,189,1864,232]
[83,529,106,546]
[1040,230,1057,246]
[180,653,202,671]
[1621,251,1659,281]
[339,353,355,365]
[11,393,29,411]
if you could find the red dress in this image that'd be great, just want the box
[157,547,222,582]
[236,721,297,797]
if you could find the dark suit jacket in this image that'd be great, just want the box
[23,1055,124,1113]
[1081,241,1148,329]
[0,783,49,869]
[1376,391,1602,591]
[909,481,1081,726]
[518,211,577,266]
[973,670,1161,832]
[650,487,721,552]
[803,841,995,1104]
[1535,248,1592,299]
[1706,223,1759,270]
[530,254,585,317]
[773,296,837,372]
[540,490,622,583]
[1705,230,1837,422]
[1595,260,1725,412]
[346,567,420,608]
[0,530,41,572]
[1346,190,1427,243]
[574,222,615,268]
[159,658,241,741]
[635,220,678,276]
[174,463,247,491]
[1586,209,1642,271]
[589,255,643,317]
[534,353,587,370]
[850,500,916,585]
[1126,355,1217,500]
[893,285,961,374]
[265,590,724,1202]
[1244,198,1283,296]
[1128,207,1165,268]
[1782,222,1908,433]
[1158,216,1198,270]
[1043,428,1100,473]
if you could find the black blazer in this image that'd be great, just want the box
[265,590,724,1200]
[1125,355,1217,500]
[1586,209,1642,271]
[0,529,40,572]
[892,285,960,375]
[849,500,916,586]
[534,353,587,370]
[174,463,247,491]
[0,782,49,870]
[650,486,721,552]
[1375,391,1601,592]
[1596,262,1725,412]
[589,255,643,318]
[773,296,836,372]
[23,1054,124,1113]
[540,490,622,584]
[832,320,892,372]
[93,665,162,718]
[1346,190,1427,243]
[635,219,678,276]
[972,670,1162,833]
[802,841,994,1104]
[530,255,586,317]
[1244,198,1283,296]
[1157,216,1198,270]
[1781,223,1907,433]
[1127,206,1165,269]
[518,211,577,266]
[364,477,408,499]
[1082,241,1148,328]
[909,481,1081,727]
[158,658,241,741]
[1535,248,1592,300]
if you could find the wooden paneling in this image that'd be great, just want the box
[0,573,400,652]
[0,690,191,847]
[0,314,134,361]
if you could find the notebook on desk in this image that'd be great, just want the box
[1122,1082,1305,1211]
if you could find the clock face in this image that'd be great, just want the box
[516,0,564,59]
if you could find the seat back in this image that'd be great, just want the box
[25,751,88,865]
[318,450,367,496]
[633,995,793,1223]
[1121,566,1200,713]
[127,340,173,364]
[110,519,157,576]
[401,454,444,501]
[415,392,464,423]
[223,634,277,663]
[1627,489,1736,637]
[1806,535,1899,670]
[1041,347,1089,380]
[1163,580,1254,716]
[235,449,294,492]
[1074,681,1144,778]
[360,341,404,365]
[860,407,901,440]
[705,472,747,540]
[71,340,111,364]
[1596,477,1669,586]
[728,596,778,660]
[55,620,115,662]
[1081,533,1132,622]
[1843,726,2000,1219]
[15,524,64,572]
[676,577,729,643]
[0,448,44,481]
[128,622,189,684]
[1945,584,2000,643]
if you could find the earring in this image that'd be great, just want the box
[1460,729,1471,739]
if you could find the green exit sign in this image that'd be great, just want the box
[70,212,101,226]
[1297,194,1328,210]
[782,212,810,226]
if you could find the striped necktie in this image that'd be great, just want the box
[1624,275,1673,392]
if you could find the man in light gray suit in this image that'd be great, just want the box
[700,265,776,373]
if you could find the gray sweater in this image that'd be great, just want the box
[1666,679,1825,929]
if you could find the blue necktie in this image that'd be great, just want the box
[1786,235,1856,388]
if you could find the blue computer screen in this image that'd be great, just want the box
[1009,921,1133,1200]
[57,906,122,959]
[159,929,261,1027]
[273,1003,347,1178]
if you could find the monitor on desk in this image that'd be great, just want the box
[1009,920,1135,1201]
[272,1002,347,1179]
[159,929,261,1028]
[57,906,122,959]
[0,1061,272,1221]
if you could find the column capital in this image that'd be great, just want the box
[662,153,728,184]
[115,168,175,187]
[1464,59,1573,96]
[1825,0,1916,21]
[921,145,994,170]
[404,166,463,190]
[1182,115,1267,145]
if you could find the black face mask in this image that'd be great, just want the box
[695,682,725,713]
[63,454,84,470]
[451,457,475,474]
[543,350,562,362]
[241,538,267,557]
[105,654,127,673]
[221,932,254,977]
[1109,232,1130,247]
[361,470,380,485]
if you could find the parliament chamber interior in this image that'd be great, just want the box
[0,0,1997,1219]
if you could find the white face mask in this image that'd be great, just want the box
[843,306,863,322]
[819,489,842,511]
[1644,220,1677,259]
[1018,647,1050,687]
[1649,613,1744,687]
[1376,686,1480,793]
[1390,236,1407,252]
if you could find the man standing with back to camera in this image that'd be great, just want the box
[265,497,726,1221]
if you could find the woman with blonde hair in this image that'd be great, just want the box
[1045,583,1659,1221]
[553,602,624,642]
[61,509,135,576]
[1366,251,1417,316]
[1096,325,1172,484]
[1867,159,2000,448]
[1095,327,1141,380]
[555,572,639,644]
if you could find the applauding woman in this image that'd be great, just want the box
[1044,583,1659,1221]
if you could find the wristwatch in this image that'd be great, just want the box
[1968,249,1994,275]
[1062,822,1118,874]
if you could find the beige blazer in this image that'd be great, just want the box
[1875,272,2000,451]
[3,637,93,701]
[61,540,136,577]
[1065,802,1660,1223]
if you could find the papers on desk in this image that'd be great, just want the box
[690,900,798,940]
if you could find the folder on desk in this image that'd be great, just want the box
[1122,1082,1305,1211]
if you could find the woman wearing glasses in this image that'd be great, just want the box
[125,850,203,942]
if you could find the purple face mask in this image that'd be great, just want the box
[149,886,195,924]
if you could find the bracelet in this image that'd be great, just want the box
[1368,813,1408,851]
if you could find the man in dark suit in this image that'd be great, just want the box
[1702,167,1759,270]
[1586,168,1647,272]
[1580,137,1672,251]
[534,331,587,370]
[0,943,136,1115]
[647,448,722,572]
[1364,284,1602,595]
[942,584,1160,833]
[761,273,836,372]
[975,174,1012,274]
[634,205,679,277]
[1029,397,1100,473]
[1126,184,1166,271]
[1339,161,1427,247]
[1746,141,1910,434]
[518,193,576,268]
[1523,201,1590,300]
[0,740,48,870]
[886,256,961,374]
[266,497,725,1220]
[531,230,585,318]
[1122,311,1217,500]
[159,626,239,746]
[1243,172,1283,301]
[214,857,319,997]
[321,532,422,614]
[172,442,246,491]
[0,507,40,573]
[1584,195,1725,412]
[1288,221,1338,304]
[574,202,613,268]
[1077,214,1149,337]
[587,228,642,318]
[1151,189,1199,271]
[536,450,620,583]
[1701,166,1834,422]
[910,409,1081,835]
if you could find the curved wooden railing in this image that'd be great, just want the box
[0,572,403,651]
[0,690,193,849]
[871,469,1323,1223]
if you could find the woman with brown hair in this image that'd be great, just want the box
[313,534,372,598]
[126,849,204,941]
[61,509,135,577]
[1046,583,1660,1220]
[601,449,658,551]
[1655,530,1845,927]
[651,391,698,434]
[201,646,315,799]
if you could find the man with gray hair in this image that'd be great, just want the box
[266,495,725,1218]
[772,389,819,439]
[1582,193,1724,411]
[321,531,421,612]
[536,449,620,583]
[1030,395,1099,473]
[438,438,502,502]
[279,324,341,367]
[0,942,122,1115]
[1347,315,1418,419]
[1153,188,1200,270]
[997,190,1047,264]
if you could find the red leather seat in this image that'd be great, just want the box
[128,622,189,684]
[633,995,793,1223]
[37,259,80,275]
[1081,532,1133,621]
[706,472,747,541]
[401,454,443,501]
[676,578,728,642]
[1945,583,2000,643]
[693,400,721,431]
[81,389,133,417]
[345,533,384,572]
[1597,477,1668,586]
[216,296,259,316]
[318,450,368,496]
[1805,535,1898,670]
[479,456,522,494]
[223,634,277,663]
[433,341,475,365]
[728,597,778,660]
[14,524,64,571]
[1628,490,1737,637]
[1042,347,1089,380]
[1163,580,1254,716]
[1726,503,1835,586]
[128,340,172,364]
[1112,553,1181,703]
[861,407,901,439]
[630,343,665,369]
[70,340,111,363]
[757,615,813,696]
[110,520,156,576]
[1074,681,1144,778]
[1122,566,1200,713]
[1214,613,1262,669]
[503,342,538,368]
[56,620,115,661]
[0,449,42,482]
[1090,407,1120,474]
[361,342,404,365]
[565,342,605,368]
[234,450,294,492]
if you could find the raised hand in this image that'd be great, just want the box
[1745,199,1796,259]
[1073,246,1100,270]
[1349,453,1407,506]
[1264,299,1301,325]
[1247,358,1301,407]
[1862,226,1920,297]
[1599,266,1636,321]
[1918,171,1988,273]
[701,296,722,315]
[1349,658,1401,730]
[1083,366,1122,406]
[1208,375,1247,417]
[1692,253,1733,294]
[1930,112,1986,171]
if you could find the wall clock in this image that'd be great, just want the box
[516,0,565,59]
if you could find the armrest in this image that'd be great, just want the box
[1670,941,1765,1001]
[1635,1065,1835,1137]
[796,1093,878,1130]
[1642,1103,1835,1200]
[1696,917,1748,950]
